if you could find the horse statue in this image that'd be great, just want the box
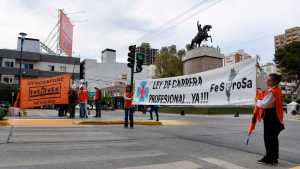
[191,21,213,49]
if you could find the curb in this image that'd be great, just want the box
[290,166,300,169]
[75,120,162,126]
[0,119,162,126]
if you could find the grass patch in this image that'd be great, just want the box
[159,106,253,115]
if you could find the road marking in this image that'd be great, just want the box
[200,157,248,169]
[0,150,167,167]
[118,160,202,169]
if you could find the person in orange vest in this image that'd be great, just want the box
[256,73,284,165]
[94,86,102,118]
[124,85,134,128]
[78,85,88,118]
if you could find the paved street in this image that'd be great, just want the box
[0,110,300,169]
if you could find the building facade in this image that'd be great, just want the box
[101,48,116,63]
[136,43,158,65]
[80,59,153,91]
[0,49,80,85]
[223,49,252,66]
[275,27,300,49]
[261,63,278,75]
[0,49,80,103]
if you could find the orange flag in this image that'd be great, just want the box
[19,74,71,109]
[247,89,266,136]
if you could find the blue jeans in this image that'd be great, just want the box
[80,103,87,118]
[124,108,134,128]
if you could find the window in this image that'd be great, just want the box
[23,63,34,70]
[4,61,14,68]
[48,65,55,71]
[60,65,67,72]
[1,76,14,84]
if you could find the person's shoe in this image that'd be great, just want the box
[273,159,279,165]
[257,157,272,165]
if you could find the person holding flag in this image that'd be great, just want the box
[252,73,285,165]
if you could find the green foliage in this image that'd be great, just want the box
[275,41,300,99]
[275,41,300,77]
[155,46,185,78]
[159,106,253,115]
[100,96,113,105]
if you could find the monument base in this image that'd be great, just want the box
[182,46,224,75]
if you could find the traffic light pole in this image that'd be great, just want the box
[130,66,134,92]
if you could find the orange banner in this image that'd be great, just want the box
[19,74,71,109]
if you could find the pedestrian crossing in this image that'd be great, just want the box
[118,161,202,169]
[0,126,295,169]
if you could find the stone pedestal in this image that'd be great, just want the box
[182,46,224,75]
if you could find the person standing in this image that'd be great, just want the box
[94,86,102,118]
[149,105,159,121]
[256,73,285,165]
[124,85,134,128]
[78,85,88,118]
[68,84,78,119]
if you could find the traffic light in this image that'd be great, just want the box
[127,45,136,68]
[135,53,144,73]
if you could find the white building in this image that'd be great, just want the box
[224,49,252,66]
[261,63,278,75]
[101,48,116,63]
[81,59,153,91]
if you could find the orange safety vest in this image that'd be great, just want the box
[270,86,284,124]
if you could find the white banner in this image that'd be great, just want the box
[133,58,256,106]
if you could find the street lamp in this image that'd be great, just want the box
[18,32,27,88]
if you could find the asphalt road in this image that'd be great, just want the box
[0,110,299,169]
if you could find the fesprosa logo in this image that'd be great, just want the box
[209,68,253,103]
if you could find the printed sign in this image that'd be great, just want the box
[133,58,256,106]
[19,74,71,108]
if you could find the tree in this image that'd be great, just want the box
[274,41,300,99]
[154,46,185,78]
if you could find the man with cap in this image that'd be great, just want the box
[94,86,102,118]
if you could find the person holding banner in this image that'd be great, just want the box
[124,85,134,128]
[78,85,88,118]
[256,73,284,165]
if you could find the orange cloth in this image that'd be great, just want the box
[78,89,88,103]
[248,89,267,136]
[124,92,133,108]
[270,86,284,124]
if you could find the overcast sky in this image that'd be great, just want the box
[0,0,299,64]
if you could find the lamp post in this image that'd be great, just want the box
[18,32,27,88]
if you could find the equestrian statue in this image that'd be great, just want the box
[191,21,213,49]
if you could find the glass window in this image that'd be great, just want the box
[23,63,34,69]
[60,65,67,72]
[4,61,14,68]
